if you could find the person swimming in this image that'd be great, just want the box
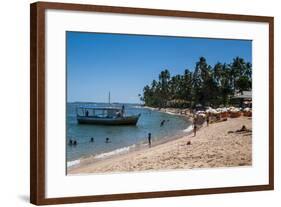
[105,137,111,143]
[160,120,166,127]
[68,139,73,146]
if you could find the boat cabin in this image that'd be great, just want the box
[77,107,124,118]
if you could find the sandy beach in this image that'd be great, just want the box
[68,115,252,174]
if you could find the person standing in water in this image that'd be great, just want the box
[148,133,151,147]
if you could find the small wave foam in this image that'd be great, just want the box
[94,145,135,159]
[164,111,176,115]
[67,159,80,168]
[183,124,193,132]
[133,105,142,108]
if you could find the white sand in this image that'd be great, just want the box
[68,116,252,174]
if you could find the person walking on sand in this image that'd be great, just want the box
[206,113,210,127]
[193,117,197,137]
[148,132,151,147]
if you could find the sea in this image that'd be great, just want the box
[66,102,192,167]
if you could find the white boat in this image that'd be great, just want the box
[76,106,141,125]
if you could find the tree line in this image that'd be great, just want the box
[140,57,252,108]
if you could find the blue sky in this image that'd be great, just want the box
[67,32,252,103]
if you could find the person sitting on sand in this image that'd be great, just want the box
[105,137,111,143]
[236,125,252,133]
[228,125,252,134]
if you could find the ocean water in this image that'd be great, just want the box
[66,103,191,165]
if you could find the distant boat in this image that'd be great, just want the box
[76,106,141,125]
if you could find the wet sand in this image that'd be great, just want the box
[68,116,252,174]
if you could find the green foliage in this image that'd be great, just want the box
[140,56,252,108]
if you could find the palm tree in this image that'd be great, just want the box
[236,76,251,93]
[181,69,193,102]
[159,69,171,86]
[193,57,215,106]
[213,62,224,86]
[245,62,252,76]
[230,57,248,91]
[141,56,251,108]
[158,69,171,107]
[218,63,233,105]
[169,75,181,100]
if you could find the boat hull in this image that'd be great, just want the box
[77,115,140,125]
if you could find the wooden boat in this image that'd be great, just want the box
[76,106,141,125]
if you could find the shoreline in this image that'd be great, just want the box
[68,116,252,174]
[67,128,194,169]
[67,106,193,169]
[142,106,193,118]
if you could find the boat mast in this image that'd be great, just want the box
[108,91,111,105]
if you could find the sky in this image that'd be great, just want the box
[66,32,252,103]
